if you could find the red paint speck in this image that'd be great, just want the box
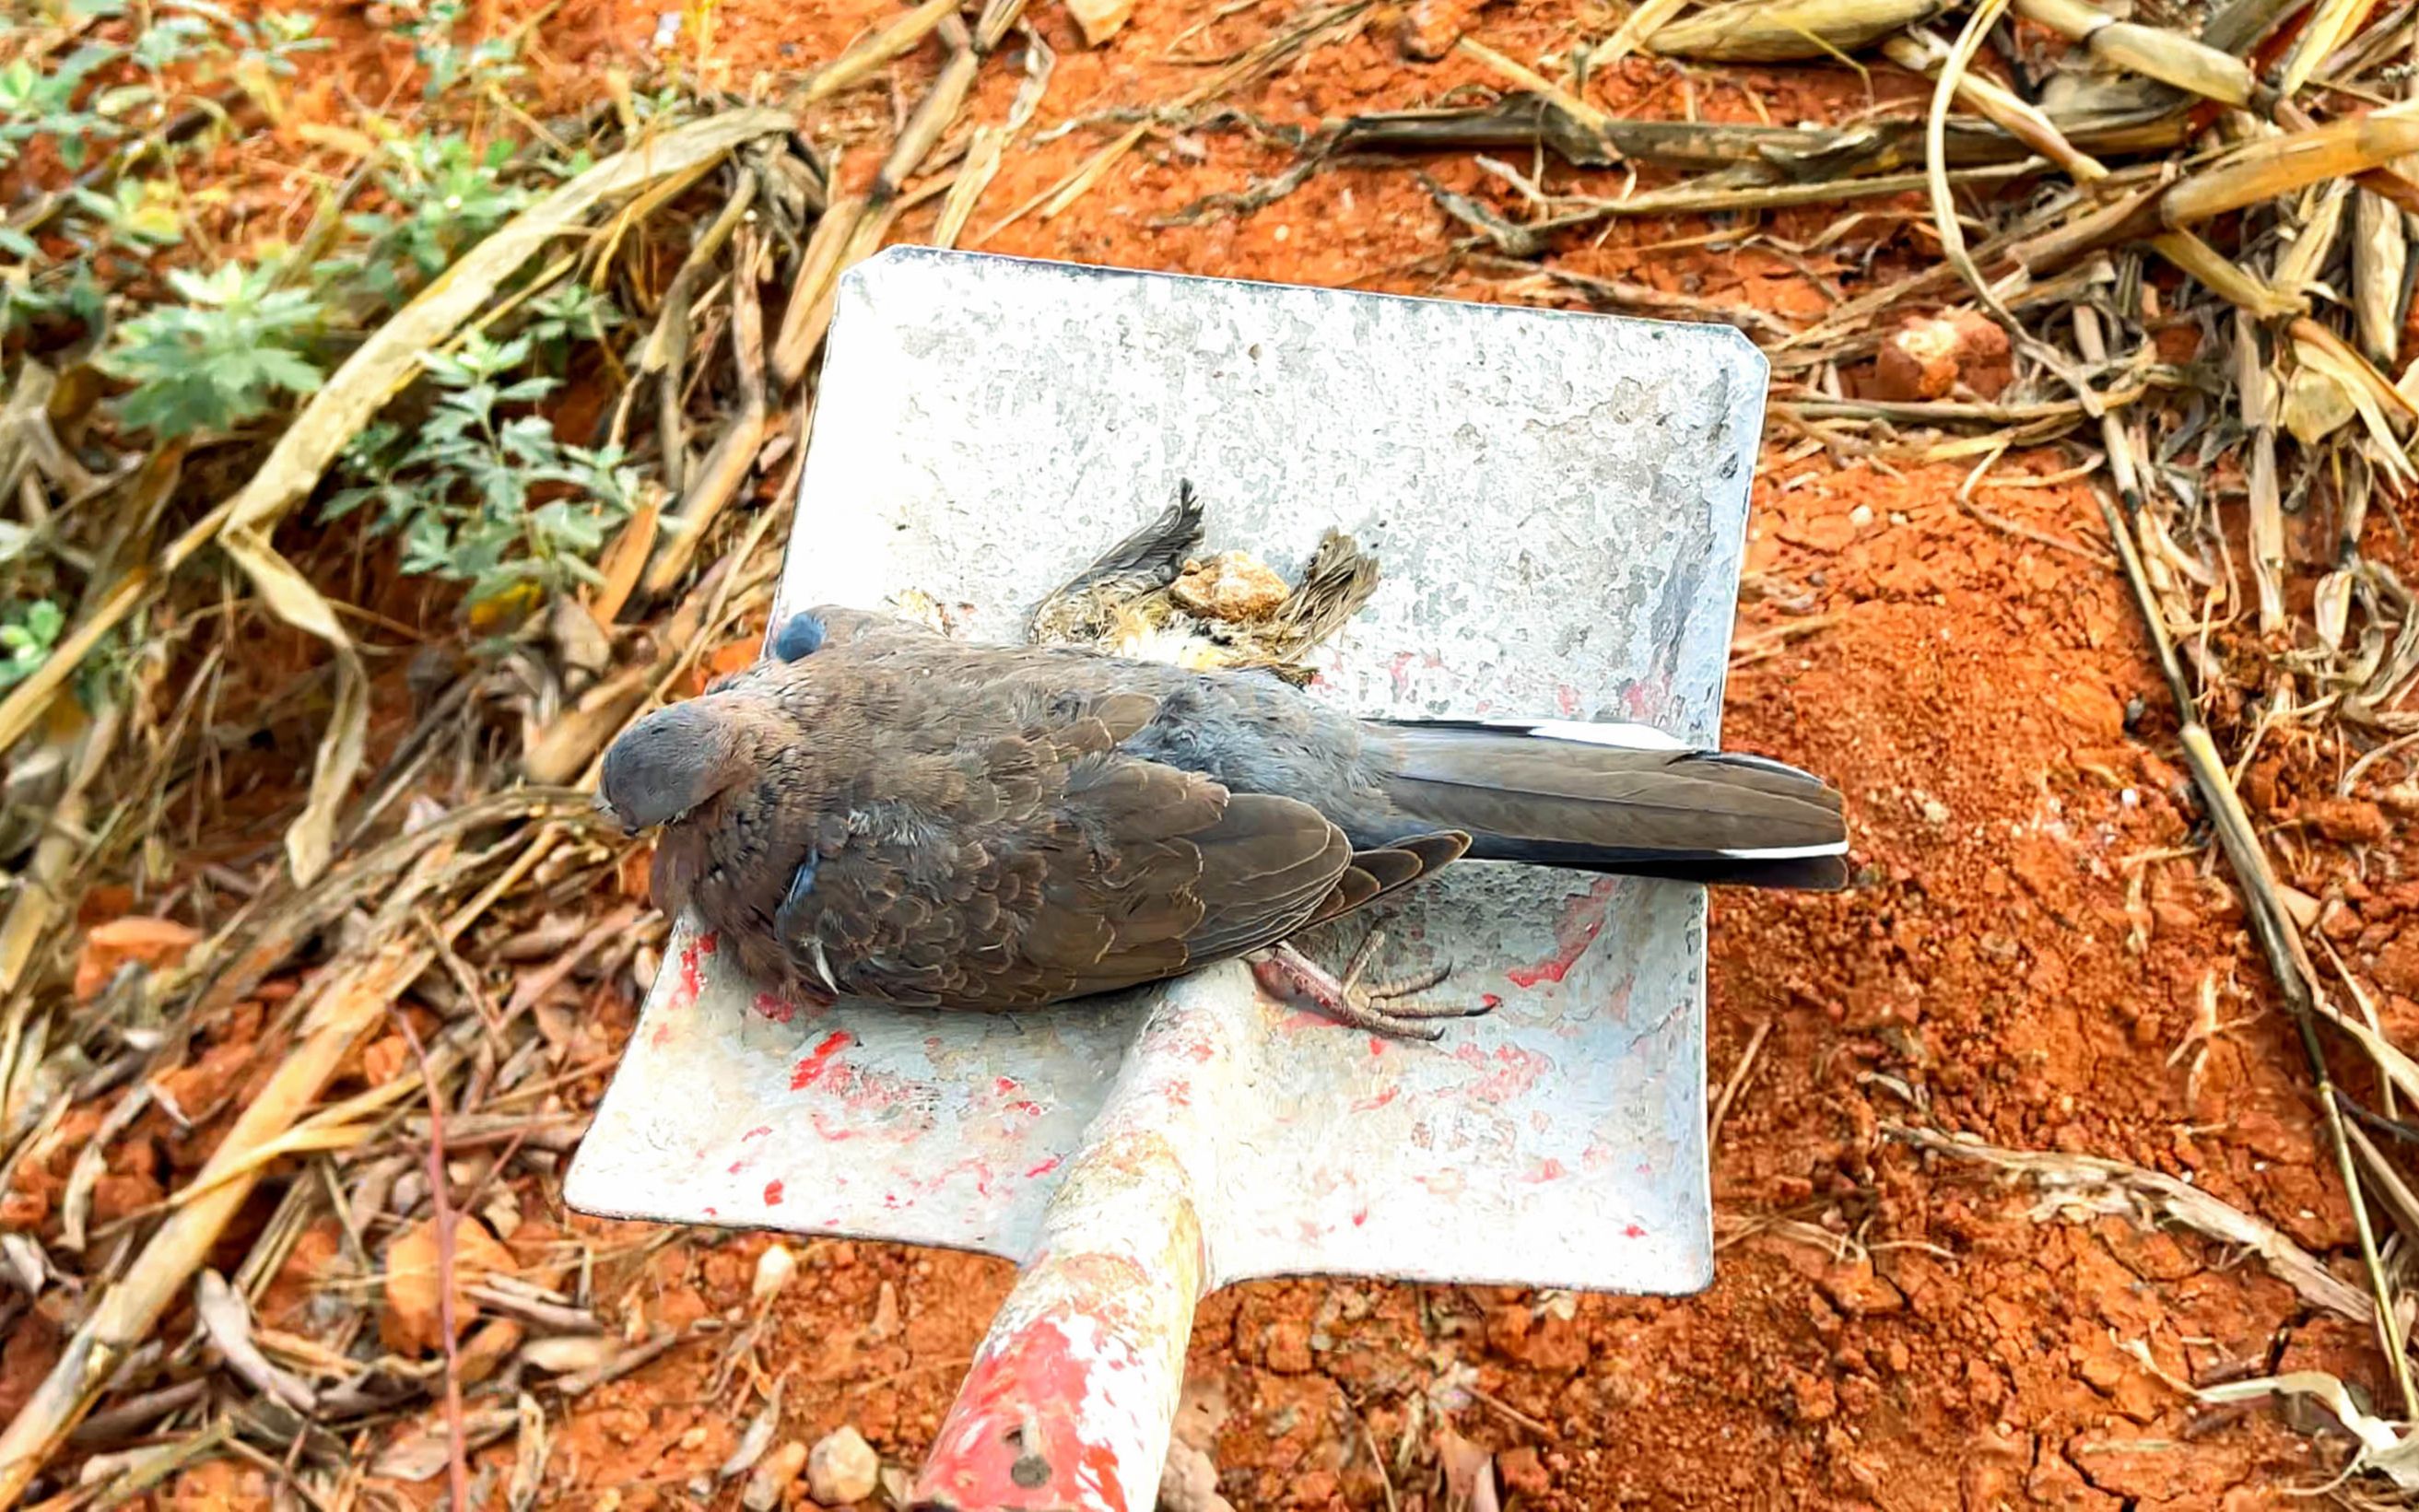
[1368,1037,1385,1057]
[1556,684,1580,716]
[994,1076,1019,1096]
[810,1110,858,1142]
[1004,1100,1043,1119]
[1453,1042,1553,1102]
[1481,992,1503,1010]
[790,1030,854,1089]
[1506,878,1618,988]
[751,991,795,1024]
[1388,650,1417,695]
[743,1126,771,1141]
[1024,1155,1063,1179]
[1350,1085,1401,1113]
[1523,1158,1570,1183]
[1164,1078,1192,1108]
[726,1160,744,1175]
[1352,1208,1368,1226]
[671,930,720,1009]
[702,1206,716,1217]
[1624,1224,1646,1238]
[763,1179,784,1206]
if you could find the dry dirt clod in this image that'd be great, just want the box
[807,1424,879,1505]
[1169,552,1291,623]
[381,1214,518,1354]
[1870,311,2013,402]
[72,917,200,1001]
[745,1440,808,1511]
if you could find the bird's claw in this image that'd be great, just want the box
[1252,931,1494,1042]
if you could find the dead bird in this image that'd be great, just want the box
[599,596,1850,1041]
[1027,481,1382,683]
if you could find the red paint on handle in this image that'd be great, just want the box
[914,1314,1132,1512]
[671,930,720,1009]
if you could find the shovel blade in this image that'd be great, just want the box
[567,246,1767,1295]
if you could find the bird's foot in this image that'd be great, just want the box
[1251,930,1493,1042]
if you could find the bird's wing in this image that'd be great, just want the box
[776,685,1393,1009]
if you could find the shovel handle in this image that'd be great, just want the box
[910,974,1244,1512]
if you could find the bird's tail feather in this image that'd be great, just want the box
[1366,718,1849,890]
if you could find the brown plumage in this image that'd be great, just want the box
[600,601,1849,1038]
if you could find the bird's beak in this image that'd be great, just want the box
[593,794,641,838]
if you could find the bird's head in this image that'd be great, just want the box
[598,698,750,835]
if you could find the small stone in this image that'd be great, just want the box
[1169,552,1289,623]
[522,1335,618,1374]
[1497,1446,1550,1499]
[1157,1438,1235,1512]
[743,1441,806,1512]
[1870,311,2012,403]
[752,1243,796,1303]
[1920,796,1951,826]
[807,1426,879,1506]
[1848,503,1873,528]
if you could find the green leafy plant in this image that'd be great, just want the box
[0,44,125,169]
[337,131,534,303]
[95,263,326,436]
[524,280,620,366]
[69,177,184,252]
[395,0,523,100]
[0,600,64,688]
[323,333,638,608]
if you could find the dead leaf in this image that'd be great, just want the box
[373,1407,519,1482]
[197,1269,318,1412]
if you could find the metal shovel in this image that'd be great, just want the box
[566,245,1767,1511]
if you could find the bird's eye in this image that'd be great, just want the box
[771,612,827,662]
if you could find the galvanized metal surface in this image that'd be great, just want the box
[567,245,1767,1299]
